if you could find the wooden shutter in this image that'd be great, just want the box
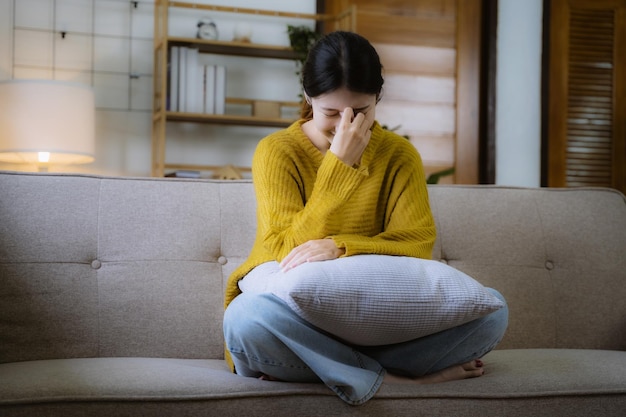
[547,0,626,192]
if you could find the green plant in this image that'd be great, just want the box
[287,25,321,72]
[381,124,409,140]
[426,167,455,184]
[287,25,321,106]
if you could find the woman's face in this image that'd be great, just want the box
[309,86,377,143]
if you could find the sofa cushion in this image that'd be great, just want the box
[1,350,625,417]
[0,173,240,363]
[238,255,504,345]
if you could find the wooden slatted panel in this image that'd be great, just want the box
[566,8,614,186]
[324,0,483,184]
[374,43,456,76]
[374,42,456,181]
[343,0,457,47]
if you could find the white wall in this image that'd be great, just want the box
[0,0,314,176]
[1,0,545,184]
[496,0,543,187]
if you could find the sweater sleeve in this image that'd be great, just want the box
[329,143,436,259]
[253,138,367,261]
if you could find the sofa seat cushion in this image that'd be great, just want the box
[1,349,625,417]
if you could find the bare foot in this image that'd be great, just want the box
[384,359,485,385]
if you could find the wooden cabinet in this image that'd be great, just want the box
[151,1,355,177]
[545,0,626,193]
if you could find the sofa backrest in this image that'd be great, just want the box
[428,185,626,351]
[1,172,625,364]
[0,172,256,364]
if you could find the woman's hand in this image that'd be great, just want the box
[329,107,373,167]
[280,239,345,272]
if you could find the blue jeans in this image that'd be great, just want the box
[223,289,508,405]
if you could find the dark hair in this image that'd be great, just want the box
[300,31,383,118]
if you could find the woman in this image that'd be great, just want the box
[223,31,508,405]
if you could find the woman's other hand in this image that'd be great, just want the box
[280,239,345,272]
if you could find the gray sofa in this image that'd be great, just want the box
[1,170,625,417]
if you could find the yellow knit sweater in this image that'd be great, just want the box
[224,120,436,309]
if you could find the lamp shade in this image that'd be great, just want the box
[0,80,95,165]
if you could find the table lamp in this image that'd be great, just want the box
[0,79,95,171]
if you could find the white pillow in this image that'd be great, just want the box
[238,255,505,346]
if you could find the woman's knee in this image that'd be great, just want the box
[224,293,274,341]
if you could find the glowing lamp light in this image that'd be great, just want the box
[0,80,95,171]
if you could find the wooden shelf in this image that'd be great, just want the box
[169,2,323,20]
[167,38,300,60]
[151,2,356,177]
[165,111,294,127]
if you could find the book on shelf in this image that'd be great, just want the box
[203,64,216,114]
[178,46,187,112]
[214,65,226,115]
[169,46,179,112]
[169,46,226,115]
[186,48,204,113]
